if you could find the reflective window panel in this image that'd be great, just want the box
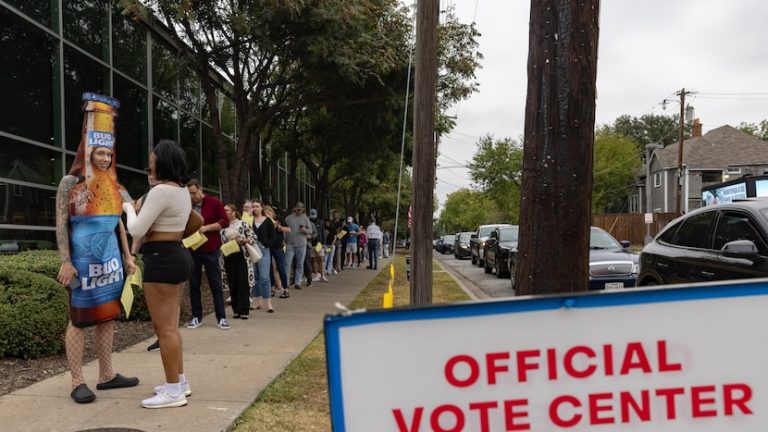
[112,4,147,84]
[0,227,56,252]
[0,136,62,187]
[0,183,57,227]
[63,44,110,151]
[63,0,110,61]
[113,73,148,169]
[0,7,56,144]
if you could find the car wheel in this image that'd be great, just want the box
[484,258,492,274]
[509,262,516,290]
[495,259,504,278]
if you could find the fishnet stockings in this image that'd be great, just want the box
[65,321,115,388]
[65,322,85,389]
[95,321,115,383]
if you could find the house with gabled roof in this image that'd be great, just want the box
[634,121,768,214]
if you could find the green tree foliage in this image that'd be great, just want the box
[466,135,523,222]
[592,131,642,213]
[438,189,503,233]
[737,120,768,140]
[599,113,690,147]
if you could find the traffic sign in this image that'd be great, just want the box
[324,280,768,431]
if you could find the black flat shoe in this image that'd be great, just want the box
[96,373,139,390]
[279,291,290,298]
[71,384,95,404]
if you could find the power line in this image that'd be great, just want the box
[436,178,466,189]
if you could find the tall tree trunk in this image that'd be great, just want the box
[287,151,298,207]
[515,0,600,296]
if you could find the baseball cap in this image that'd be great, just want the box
[346,216,353,223]
[294,202,305,210]
[309,208,318,218]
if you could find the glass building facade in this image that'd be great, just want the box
[0,0,313,252]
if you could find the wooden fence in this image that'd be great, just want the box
[592,212,679,246]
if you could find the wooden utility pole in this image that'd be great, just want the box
[675,88,687,215]
[410,0,439,305]
[515,0,601,296]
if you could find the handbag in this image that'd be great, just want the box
[245,242,263,263]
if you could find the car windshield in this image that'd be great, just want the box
[459,233,472,242]
[442,236,454,244]
[499,227,519,242]
[478,226,494,237]
[590,228,621,249]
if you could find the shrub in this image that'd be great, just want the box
[0,250,151,323]
[0,267,68,359]
[0,250,61,280]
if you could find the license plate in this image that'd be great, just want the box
[605,282,624,290]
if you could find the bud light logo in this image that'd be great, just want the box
[88,131,114,148]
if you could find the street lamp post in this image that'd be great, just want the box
[644,143,663,245]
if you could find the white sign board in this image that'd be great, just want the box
[644,213,654,224]
[324,281,768,431]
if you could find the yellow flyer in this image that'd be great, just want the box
[336,230,347,240]
[315,242,323,253]
[220,239,240,256]
[183,231,207,249]
[121,266,142,318]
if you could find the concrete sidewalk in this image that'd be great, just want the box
[0,259,389,432]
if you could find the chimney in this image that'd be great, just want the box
[692,118,702,138]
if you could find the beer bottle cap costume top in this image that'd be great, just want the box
[67,93,129,328]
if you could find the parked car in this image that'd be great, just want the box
[483,226,520,278]
[637,199,768,286]
[454,232,474,259]
[508,226,639,290]
[471,224,513,267]
[437,234,455,254]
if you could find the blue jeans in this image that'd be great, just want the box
[368,239,380,269]
[190,250,226,321]
[324,245,335,273]
[251,245,272,299]
[284,244,306,287]
[270,246,288,288]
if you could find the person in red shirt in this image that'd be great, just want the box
[186,179,230,330]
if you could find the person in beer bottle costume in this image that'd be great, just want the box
[55,93,139,404]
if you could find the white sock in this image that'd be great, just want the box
[178,374,187,384]
[165,382,183,397]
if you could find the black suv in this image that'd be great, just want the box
[637,199,768,286]
[454,232,474,259]
[483,226,520,278]
[470,224,513,266]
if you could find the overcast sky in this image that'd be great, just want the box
[434,0,768,214]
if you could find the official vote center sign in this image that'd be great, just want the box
[324,280,768,431]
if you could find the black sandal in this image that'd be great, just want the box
[96,373,139,390]
[71,384,95,404]
[279,291,290,298]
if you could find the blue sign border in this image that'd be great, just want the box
[324,279,768,431]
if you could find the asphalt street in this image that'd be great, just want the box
[433,251,515,298]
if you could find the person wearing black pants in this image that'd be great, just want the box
[220,204,256,319]
[187,179,230,330]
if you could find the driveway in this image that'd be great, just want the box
[434,252,515,298]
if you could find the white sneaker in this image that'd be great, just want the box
[141,390,187,408]
[187,318,201,329]
[217,318,230,330]
[154,382,192,397]
[312,273,320,282]
[333,269,339,274]
[320,275,329,282]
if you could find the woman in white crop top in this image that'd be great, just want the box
[122,140,194,409]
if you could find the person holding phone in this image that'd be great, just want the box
[284,202,313,290]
